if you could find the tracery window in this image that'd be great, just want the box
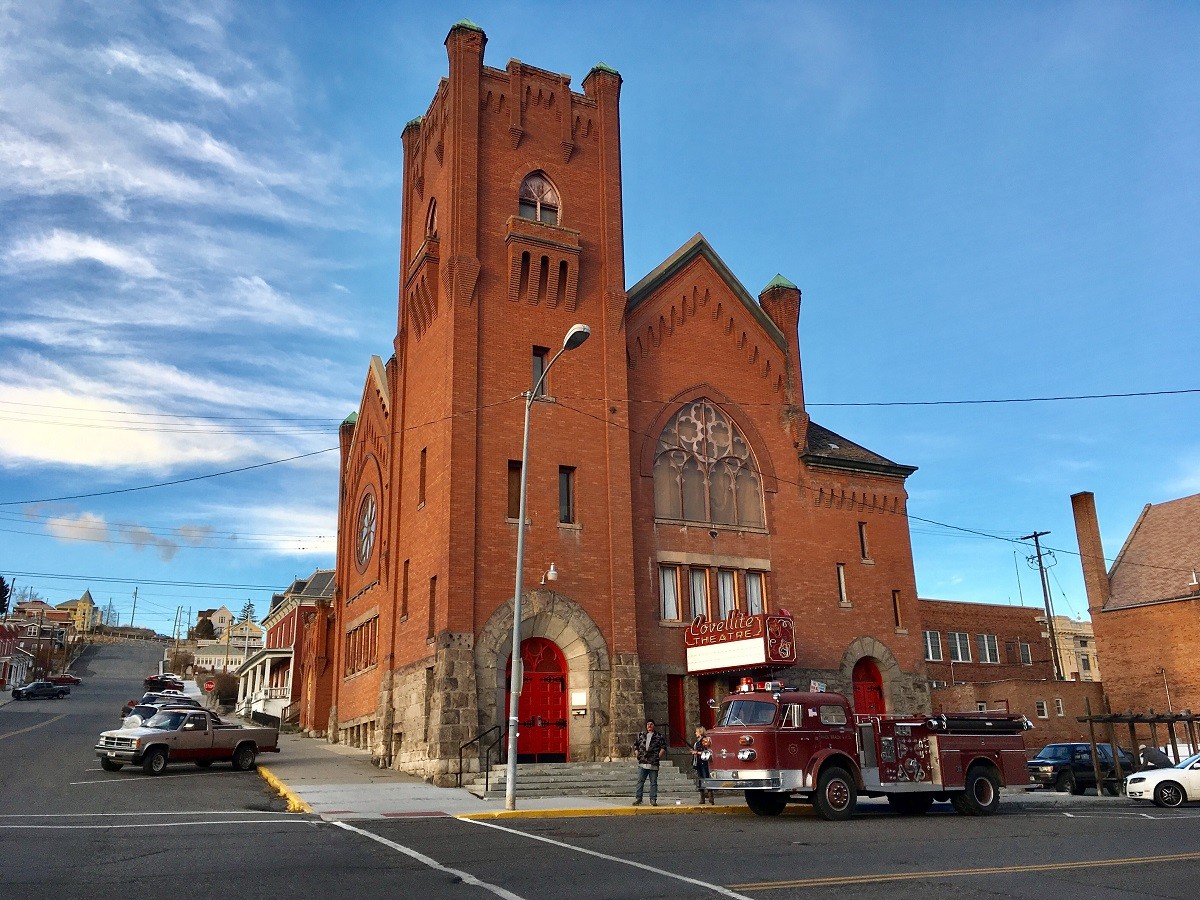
[518,172,559,225]
[652,399,764,527]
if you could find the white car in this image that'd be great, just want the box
[1125,751,1200,808]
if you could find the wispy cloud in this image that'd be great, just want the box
[7,229,160,278]
[100,43,247,103]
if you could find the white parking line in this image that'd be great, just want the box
[0,819,313,830]
[70,772,220,785]
[333,820,526,900]
[461,818,754,900]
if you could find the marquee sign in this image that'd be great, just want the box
[684,611,796,674]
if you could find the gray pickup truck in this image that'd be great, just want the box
[95,707,279,774]
[13,680,70,700]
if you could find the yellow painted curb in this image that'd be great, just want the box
[258,765,313,814]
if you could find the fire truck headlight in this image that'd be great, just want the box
[739,735,754,746]
[737,749,757,762]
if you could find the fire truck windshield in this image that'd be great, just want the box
[719,699,776,727]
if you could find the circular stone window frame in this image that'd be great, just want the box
[354,488,377,572]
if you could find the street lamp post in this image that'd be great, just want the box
[505,323,590,810]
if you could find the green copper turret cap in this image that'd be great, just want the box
[451,19,484,33]
[342,412,359,426]
[763,274,798,291]
[589,61,621,77]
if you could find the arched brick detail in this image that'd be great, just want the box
[839,636,902,708]
[475,589,611,760]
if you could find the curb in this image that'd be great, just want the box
[258,765,313,814]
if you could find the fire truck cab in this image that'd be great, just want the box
[702,680,1031,821]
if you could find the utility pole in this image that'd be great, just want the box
[171,606,182,672]
[1022,530,1065,681]
[129,587,138,629]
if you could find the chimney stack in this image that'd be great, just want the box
[1070,491,1110,616]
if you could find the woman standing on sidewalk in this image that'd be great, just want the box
[692,726,714,804]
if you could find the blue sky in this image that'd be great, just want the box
[1,1,1197,635]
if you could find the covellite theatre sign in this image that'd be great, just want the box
[684,611,796,674]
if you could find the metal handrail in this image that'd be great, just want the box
[457,725,502,788]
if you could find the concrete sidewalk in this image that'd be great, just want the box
[259,732,1138,822]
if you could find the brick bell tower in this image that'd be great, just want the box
[387,20,640,778]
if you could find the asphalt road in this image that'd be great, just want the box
[3,643,1200,899]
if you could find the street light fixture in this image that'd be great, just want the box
[505,323,590,810]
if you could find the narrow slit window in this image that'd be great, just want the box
[558,466,576,524]
[891,590,902,629]
[836,563,849,605]
[427,575,437,641]
[418,447,427,507]
[531,346,549,397]
[858,522,870,560]
[507,461,522,519]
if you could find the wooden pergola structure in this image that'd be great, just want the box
[1076,694,1200,792]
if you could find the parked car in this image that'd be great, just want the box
[120,693,201,719]
[1027,742,1137,795]
[13,681,69,700]
[47,673,82,685]
[144,674,185,691]
[1126,752,1200,808]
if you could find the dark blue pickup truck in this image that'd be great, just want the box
[13,680,70,700]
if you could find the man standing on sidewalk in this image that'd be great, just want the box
[633,719,667,806]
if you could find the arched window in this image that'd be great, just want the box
[518,172,559,225]
[653,399,764,527]
[425,198,437,238]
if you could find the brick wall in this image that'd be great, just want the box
[919,599,1056,685]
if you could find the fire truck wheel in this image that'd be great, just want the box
[744,791,788,817]
[887,793,934,816]
[814,766,857,821]
[952,767,1000,816]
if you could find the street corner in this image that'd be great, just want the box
[259,765,313,814]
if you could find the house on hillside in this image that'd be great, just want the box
[235,570,334,725]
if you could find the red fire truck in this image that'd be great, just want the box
[702,680,1032,821]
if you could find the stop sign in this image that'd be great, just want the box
[204,679,216,693]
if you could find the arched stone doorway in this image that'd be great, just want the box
[476,590,611,761]
[853,657,885,714]
[839,636,904,715]
[506,637,568,762]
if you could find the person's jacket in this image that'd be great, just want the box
[634,729,667,767]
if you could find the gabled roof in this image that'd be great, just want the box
[626,233,788,353]
[1106,493,1200,610]
[802,422,917,479]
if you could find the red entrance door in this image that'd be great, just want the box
[853,657,885,715]
[507,637,568,763]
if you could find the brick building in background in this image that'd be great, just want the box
[1072,490,1200,715]
[920,598,1105,747]
[305,21,931,781]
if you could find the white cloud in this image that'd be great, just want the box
[46,511,110,543]
[220,503,336,556]
[7,229,160,278]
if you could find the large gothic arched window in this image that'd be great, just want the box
[518,172,559,225]
[653,399,765,528]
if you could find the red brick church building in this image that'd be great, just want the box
[302,21,930,781]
